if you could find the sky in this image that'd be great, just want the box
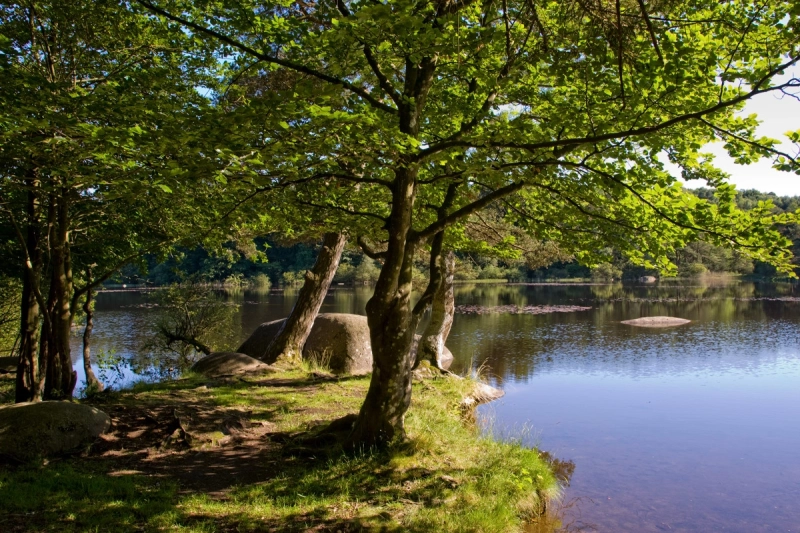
[678,72,800,196]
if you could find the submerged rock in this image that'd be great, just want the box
[0,401,111,461]
[621,316,690,328]
[191,352,271,377]
[238,313,372,374]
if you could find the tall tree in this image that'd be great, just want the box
[0,0,238,400]
[138,0,799,446]
[263,232,348,363]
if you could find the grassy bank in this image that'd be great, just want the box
[0,367,560,532]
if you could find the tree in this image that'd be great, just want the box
[138,0,799,446]
[416,250,455,369]
[262,232,347,363]
[0,0,249,401]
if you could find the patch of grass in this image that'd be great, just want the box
[0,368,560,532]
[0,462,183,532]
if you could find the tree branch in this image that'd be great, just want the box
[335,0,403,107]
[635,0,663,65]
[357,235,388,259]
[418,58,800,159]
[412,180,526,242]
[697,117,799,167]
[297,199,389,223]
[135,0,398,115]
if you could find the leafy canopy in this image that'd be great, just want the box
[139,0,800,273]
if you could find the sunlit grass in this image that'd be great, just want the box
[0,368,559,532]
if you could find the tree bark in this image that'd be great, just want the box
[82,271,103,392]
[346,56,440,447]
[416,250,455,369]
[264,232,347,363]
[42,192,76,400]
[15,184,43,403]
[348,165,421,447]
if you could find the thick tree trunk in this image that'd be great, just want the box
[347,58,438,447]
[416,250,455,369]
[42,193,76,399]
[348,166,421,447]
[82,275,103,392]
[264,232,347,363]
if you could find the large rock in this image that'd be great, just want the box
[621,316,691,328]
[0,356,16,374]
[0,401,111,461]
[239,313,457,375]
[191,352,271,377]
[238,313,373,375]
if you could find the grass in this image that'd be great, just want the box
[0,368,561,532]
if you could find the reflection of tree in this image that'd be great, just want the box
[589,283,624,300]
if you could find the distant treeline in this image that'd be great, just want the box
[112,188,800,287]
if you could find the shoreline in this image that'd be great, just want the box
[0,367,561,532]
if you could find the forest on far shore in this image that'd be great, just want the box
[114,188,800,288]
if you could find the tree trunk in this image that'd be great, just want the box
[82,272,103,392]
[347,58,438,448]
[416,250,455,369]
[348,166,421,447]
[264,232,347,363]
[15,185,43,403]
[42,192,76,400]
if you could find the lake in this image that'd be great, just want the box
[70,281,800,533]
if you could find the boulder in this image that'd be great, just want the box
[238,313,373,374]
[0,356,16,374]
[0,401,111,461]
[191,352,271,377]
[639,276,657,283]
[238,313,457,375]
[621,316,691,328]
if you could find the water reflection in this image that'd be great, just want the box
[72,281,800,533]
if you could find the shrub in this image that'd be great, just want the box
[591,262,622,282]
[685,262,708,277]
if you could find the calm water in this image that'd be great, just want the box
[71,281,800,532]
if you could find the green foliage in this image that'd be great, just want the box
[592,263,623,282]
[281,270,304,285]
[134,0,800,282]
[250,273,272,289]
[683,262,709,277]
[354,258,381,283]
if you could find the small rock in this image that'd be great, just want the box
[440,474,459,488]
[191,352,272,377]
[461,382,505,411]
